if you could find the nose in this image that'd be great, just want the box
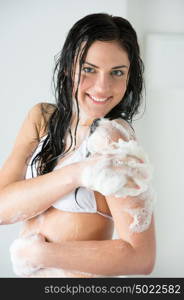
[93,73,112,95]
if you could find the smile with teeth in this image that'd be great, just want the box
[88,94,110,103]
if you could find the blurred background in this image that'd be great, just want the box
[0,0,184,277]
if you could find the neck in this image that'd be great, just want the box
[68,112,92,147]
[78,118,94,126]
[72,103,95,127]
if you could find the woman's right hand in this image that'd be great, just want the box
[76,118,153,198]
[78,152,150,198]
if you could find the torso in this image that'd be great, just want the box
[19,110,114,277]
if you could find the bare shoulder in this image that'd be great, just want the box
[112,118,136,141]
[95,118,136,143]
[28,102,57,138]
[0,102,56,189]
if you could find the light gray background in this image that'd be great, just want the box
[0,0,184,277]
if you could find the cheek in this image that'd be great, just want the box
[78,76,94,94]
[116,80,127,97]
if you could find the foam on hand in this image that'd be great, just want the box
[9,234,43,277]
[82,118,153,197]
[81,118,155,233]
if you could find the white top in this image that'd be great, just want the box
[26,135,113,220]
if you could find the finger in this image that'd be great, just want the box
[124,177,140,189]
[35,233,46,241]
[125,155,144,164]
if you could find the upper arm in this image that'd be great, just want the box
[111,118,136,142]
[0,102,55,190]
[89,117,155,250]
[103,119,155,255]
[106,192,155,245]
[87,118,137,157]
[100,118,137,146]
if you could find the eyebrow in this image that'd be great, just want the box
[84,61,128,69]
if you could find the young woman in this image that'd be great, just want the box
[0,13,156,277]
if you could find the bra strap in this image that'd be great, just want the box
[96,211,113,221]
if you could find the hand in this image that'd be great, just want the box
[79,151,151,197]
[77,118,152,197]
[9,233,46,277]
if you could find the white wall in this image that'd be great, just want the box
[127,0,184,56]
[0,0,127,165]
[127,0,184,277]
[0,0,127,277]
[1,0,184,278]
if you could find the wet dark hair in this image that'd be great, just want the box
[31,13,144,176]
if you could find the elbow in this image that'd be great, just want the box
[0,207,6,225]
[138,252,156,275]
[0,213,26,225]
[0,207,10,225]
[0,197,9,225]
[0,215,14,225]
[117,241,156,276]
[0,216,21,225]
[142,259,155,275]
[0,219,4,225]
[0,208,19,225]
[125,243,156,276]
[0,207,35,225]
[0,197,23,225]
[0,220,10,225]
[0,215,10,225]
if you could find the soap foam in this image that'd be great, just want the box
[9,234,43,277]
[28,267,105,278]
[124,186,156,232]
[82,118,153,198]
[82,118,155,232]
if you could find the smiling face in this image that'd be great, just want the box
[73,40,130,121]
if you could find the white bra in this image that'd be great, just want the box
[26,136,113,220]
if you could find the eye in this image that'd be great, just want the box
[82,67,95,73]
[111,70,124,77]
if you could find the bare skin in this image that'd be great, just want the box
[0,103,155,277]
[0,103,115,277]
[0,41,156,277]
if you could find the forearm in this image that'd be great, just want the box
[40,239,150,276]
[0,162,80,224]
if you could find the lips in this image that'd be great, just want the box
[87,93,111,104]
